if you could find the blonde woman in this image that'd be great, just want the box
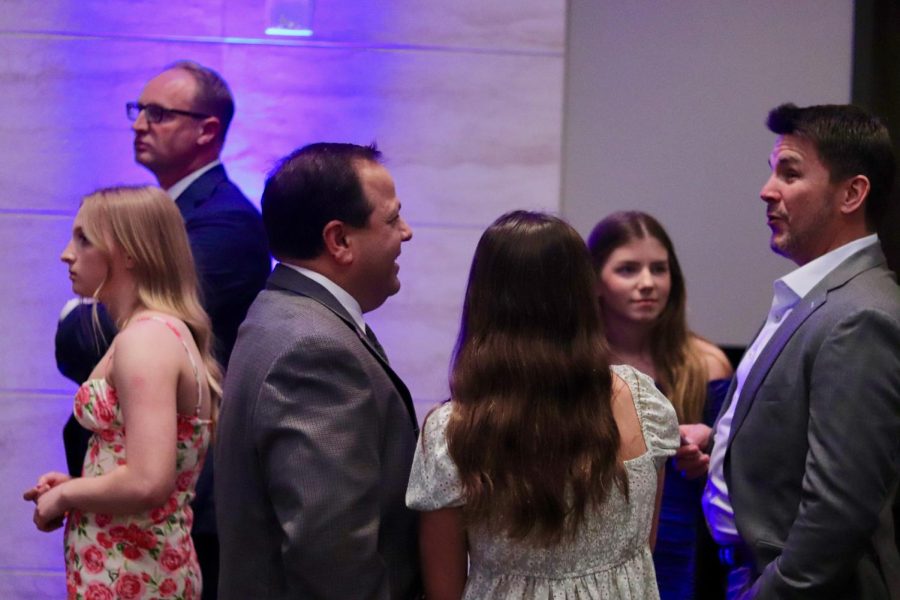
[24,186,221,599]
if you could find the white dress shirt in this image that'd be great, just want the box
[703,234,879,545]
[166,159,221,201]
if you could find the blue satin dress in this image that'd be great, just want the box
[653,378,731,600]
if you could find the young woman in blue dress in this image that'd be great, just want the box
[587,211,733,600]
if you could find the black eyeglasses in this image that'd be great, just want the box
[126,102,210,124]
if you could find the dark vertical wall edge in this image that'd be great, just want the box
[852,0,900,273]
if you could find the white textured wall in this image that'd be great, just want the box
[562,1,854,345]
[0,2,566,596]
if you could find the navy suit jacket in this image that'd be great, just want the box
[58,164,270,534]
[720,243,900,599]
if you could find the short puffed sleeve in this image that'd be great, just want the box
[612,364,680,469]
[405,402,466,511]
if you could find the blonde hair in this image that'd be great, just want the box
[79,185,222,420]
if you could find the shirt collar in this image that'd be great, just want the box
[280,263,366,333]
[778,234,878,302]
[165,159,222,201]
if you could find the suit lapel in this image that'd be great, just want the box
[266,265,419,432]
[728,292,824,440]
[726,243,887,445]
[174,164,227,218]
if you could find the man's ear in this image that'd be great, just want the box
[322,220,353,265]
[839,175,870,216]
[196,116,221,147]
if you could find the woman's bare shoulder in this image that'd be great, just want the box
[690,336,733,380]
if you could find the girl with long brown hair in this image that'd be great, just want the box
[587,211,733,600]
[407,211,679,599]
[24,186,221,599]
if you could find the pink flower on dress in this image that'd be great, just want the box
[97,532,113,549]
[150,496,178,523]
[74,385,91,418]
[84,581,114,600]
[177,418,195,441]
[159,578,177,597]
[94,396,116,427]
[114,572,145,599]
[98,429,116,443]
[94,513,112,528]
[184,577,195,600]
[160,546,184,572]
[122,544,142,560]
[176,470,194,492]
[82,545,106,574]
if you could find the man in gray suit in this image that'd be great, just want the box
[215,142,421,599]
[680,104,900,598]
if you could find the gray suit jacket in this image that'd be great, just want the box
[722,243,900,599]
[215,265,421,599]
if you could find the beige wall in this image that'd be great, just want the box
[0,2,566,596]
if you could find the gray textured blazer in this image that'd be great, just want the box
[215,265,421,600]
[721,243,900,599]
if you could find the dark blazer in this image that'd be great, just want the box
[56,164,270,525]
[721,243,900,599]
[215,265,421,600]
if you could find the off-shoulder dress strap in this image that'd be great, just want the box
[134,316,204,416]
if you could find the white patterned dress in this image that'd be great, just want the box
[406,364,680,599]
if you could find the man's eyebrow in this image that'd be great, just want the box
[768,155,802,169]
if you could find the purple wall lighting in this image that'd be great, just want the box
[1,1,566,597]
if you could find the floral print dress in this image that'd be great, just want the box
[64,318,211,600]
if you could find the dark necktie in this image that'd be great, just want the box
[364,324,389,364]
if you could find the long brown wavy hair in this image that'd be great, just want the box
[446,210,625,546]
[587,211,706,424]
[79,185,223,421]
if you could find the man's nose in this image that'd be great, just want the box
[400,217,413,241]
[760,175,778,203]
[132,111,149,132]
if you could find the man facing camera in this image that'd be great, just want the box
[692,104,900,599]
[215,143,421,599]
[56,60,270,600]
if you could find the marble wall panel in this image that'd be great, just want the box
[366,224,484,407]
[224,0,565,52]
[0,391,71,571]
[1,1,564,53]
[0,215,77,392]
[0,1,566,594]
[0,0,225,38]
[221,44,564,223]
[0,573,66,600]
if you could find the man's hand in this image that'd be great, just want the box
[674,424,712,479]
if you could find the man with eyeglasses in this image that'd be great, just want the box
[55,60,270,600]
